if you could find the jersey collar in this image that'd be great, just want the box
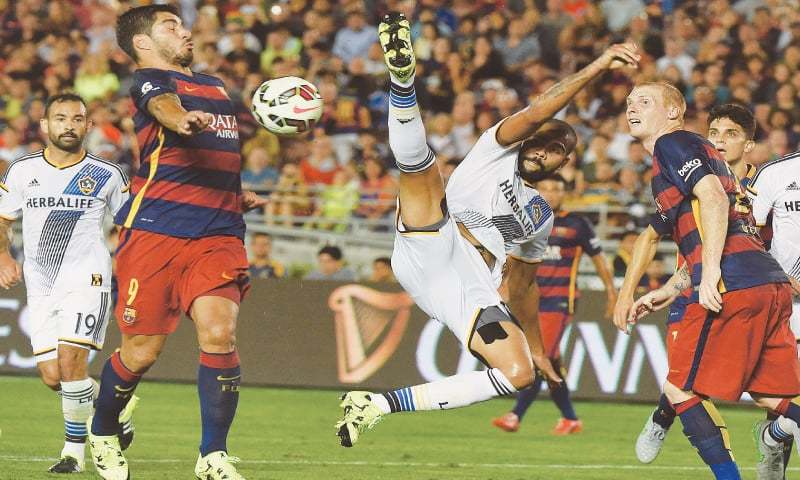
[43,148,87,170]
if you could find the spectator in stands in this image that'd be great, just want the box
[266,162,311,226]
[73,54,120,102]
[248,232,286,279]
[355,156,396,227]
[259,24,302,75]
[644,253,671,291]
[495,17,541,73]
[332,8,377,65]
[0,127,26,164]
[427,113,458,162]
[318,76,371,164]
[242,147,279,192]
[306,245,357,281]
[369,257,395,283]
[310,168,359,232]
[657,38,696,83]
[300,133,340,186]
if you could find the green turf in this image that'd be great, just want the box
[0,375,789,479]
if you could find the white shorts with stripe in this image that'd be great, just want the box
[28,288,112,362]
[392,211,505,347]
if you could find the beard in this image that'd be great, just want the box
[517,157,551,184]
[157,45,193,67]
[49,132,82,152]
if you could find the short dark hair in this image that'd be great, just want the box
[318,245,342,260]
[374,257,391,267]
[116,5,179,62]
[708,103,756,140]
[44,93,87,117]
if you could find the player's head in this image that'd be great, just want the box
[250,232,272,259]
[517,119,577,184]
[536,173,567,211]
[707,103,755,165]
[116,5,193,67]
[41,93,90,153]
[626,82,686,143]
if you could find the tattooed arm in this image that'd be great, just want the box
[496,43,640,146]
[623,264,690,327]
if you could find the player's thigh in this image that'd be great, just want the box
[114,229,182,335]
[397,165,445,229]
[27,296,58,364]
[56,289,112,352]
[540,311,570,359]
[180,236,250,317]
[469,314,534,390]
[747,284,800,397]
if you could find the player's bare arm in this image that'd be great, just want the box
[590,253,617,320]
[496,43,640,146]
[613,225,661,332]
[693,175,729,312]
[503,255,561,383]
[0,217,21,289]
[146,93,213,136]
[630,264,690,322]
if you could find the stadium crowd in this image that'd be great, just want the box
[1,0,799,255]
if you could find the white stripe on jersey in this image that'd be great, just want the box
[0,150,129,296]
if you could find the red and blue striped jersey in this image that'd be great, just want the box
[114,68,245,239]
[538,212,603,313]
[650,130,785,299]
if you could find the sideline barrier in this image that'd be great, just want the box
[0,281,668,401]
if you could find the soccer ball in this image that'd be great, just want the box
[251,76,323,136]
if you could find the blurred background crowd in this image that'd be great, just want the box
[1,0,799,280]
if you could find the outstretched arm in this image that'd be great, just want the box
[612,225,661,332]
[496,43,640,146]
[590,252,617,320]
[503,256,561,383]
[147,94,213,136]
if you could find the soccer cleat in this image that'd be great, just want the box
[636,410,668,463]
[86,416,129,480]
[492,412,520,433]
[552,418,583,435]
[48,456,83,473]
[117,395,139,451]
[378,13,416,83]
[335,391,384,447]
[194,451,245,480]
[754,420,786,480]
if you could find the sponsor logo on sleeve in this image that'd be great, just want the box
[677,158,702,179]
[140,82,160,95]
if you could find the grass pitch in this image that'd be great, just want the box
[0,375,789,479]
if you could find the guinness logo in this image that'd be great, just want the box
[328,285,413,383]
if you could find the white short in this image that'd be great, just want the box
[392,213,506,347]
[28,289,112,363]
[791,300,800,341]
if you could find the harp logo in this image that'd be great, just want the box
[328,285,413,383]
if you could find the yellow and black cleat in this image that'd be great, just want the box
[378,13,416,83]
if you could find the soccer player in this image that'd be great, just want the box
[335,13,638,447]
[492,173,617,434]
[0,93,135,473]
[87,6,265,480]
[624,84,800,479]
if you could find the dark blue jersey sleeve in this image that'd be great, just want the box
[130,69,177,113]
[654,132,716,196]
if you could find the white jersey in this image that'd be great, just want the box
[748,151,800,279]
[445,122,554,276]
[0,150,129,296]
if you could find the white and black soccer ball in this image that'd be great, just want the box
[251,76,323,136]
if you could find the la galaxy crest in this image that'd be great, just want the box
[77,174,97,196]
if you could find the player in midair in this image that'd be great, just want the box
[492,173,617,435]
[87,6,265,479]
[624,84,799,480]
[335,12,638,447]
[0,93,135,473]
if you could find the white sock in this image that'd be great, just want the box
[377,368,517,413]
[61,378,94,461]
[764,416,798,447]
[388,99,434,174]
